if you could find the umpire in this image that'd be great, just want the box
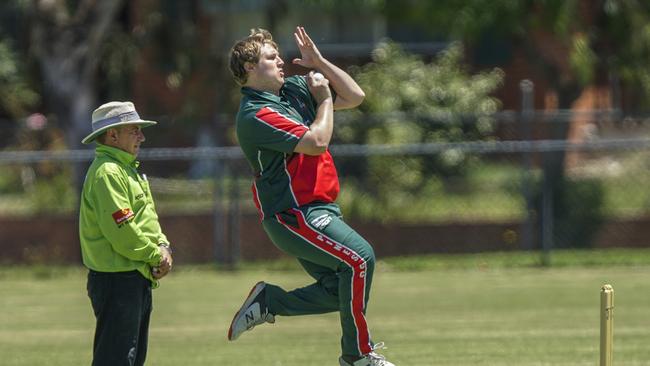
[79,101,173,366]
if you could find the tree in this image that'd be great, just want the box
[0,40,38,121]
[382,0,649,245]
[384,0,650,99]
[28,0,125,149]
[385,0,649,160]
[338,42,503,219]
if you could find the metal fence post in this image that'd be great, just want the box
[541,170,554,266]
[519,80,534,251]
[213,158,226,264]
[229,165,241,265]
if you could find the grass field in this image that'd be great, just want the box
[2,251,650,365]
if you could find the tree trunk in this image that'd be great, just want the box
[30,0,124,146]
[29,0,124,194]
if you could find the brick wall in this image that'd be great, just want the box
[1,214,648,265]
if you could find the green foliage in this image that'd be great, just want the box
[607,1,650,108]
[533,177,605,249]
[598,152,650,218]
[354,42,503,117]
[301,0,384,9]
[383,1,650,107]
[99,31,140,99]
[569,34,596,85]
[2,161,77,215]
[28,170,77,214]
[554,179,604,248]
[337,161,524,223]
[339,42,503,219]
[383,0,530,40]
[0,165,21,194]
[0,39,38,117]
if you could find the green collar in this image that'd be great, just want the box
[95,144,139,168]
[241,85,304,121]
[241,86,283,103]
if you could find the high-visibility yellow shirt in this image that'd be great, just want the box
[79,144,168,286]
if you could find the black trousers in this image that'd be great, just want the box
[87,270,152,366]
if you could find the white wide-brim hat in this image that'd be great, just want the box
[82,101,157,144]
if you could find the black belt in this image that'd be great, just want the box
[88,269,139,276]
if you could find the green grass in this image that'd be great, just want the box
[2,250,650,365]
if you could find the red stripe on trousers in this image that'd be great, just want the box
[275,208,372,355]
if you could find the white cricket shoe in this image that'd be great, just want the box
[339,343,395,366]
[227,281,275,341]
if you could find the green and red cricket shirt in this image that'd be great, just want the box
[79,144,168,285]
[236,75,339,219]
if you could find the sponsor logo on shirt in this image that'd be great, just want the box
[112,208,134,226]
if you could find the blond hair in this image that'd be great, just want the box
[229,28,278,85]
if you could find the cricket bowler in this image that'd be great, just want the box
[226,26,395,366]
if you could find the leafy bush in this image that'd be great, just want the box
[0,39,39,118]
[337,41,503,218]
[533,177,605,249]
[28,169,77,213]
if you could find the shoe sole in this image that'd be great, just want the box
[227,281,266,341]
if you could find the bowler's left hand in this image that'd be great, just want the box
[293,26,323,69]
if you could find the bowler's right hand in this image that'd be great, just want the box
[307,71,331,104]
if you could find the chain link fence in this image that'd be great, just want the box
[1,110,650,264]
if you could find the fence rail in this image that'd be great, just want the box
[3,137,650,164]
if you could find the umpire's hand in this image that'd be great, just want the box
[153,245,173,279]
